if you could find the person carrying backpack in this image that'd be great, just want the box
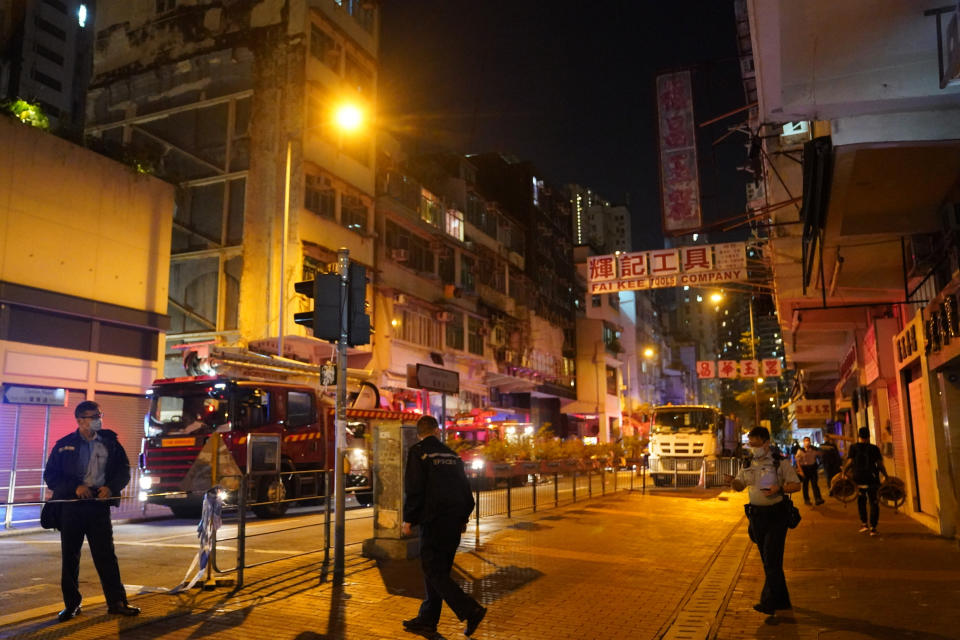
[842,427,888,536]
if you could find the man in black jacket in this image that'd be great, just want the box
[401,415,486,637]
[43,400,140,622]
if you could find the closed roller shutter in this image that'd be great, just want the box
[95,392,150,500]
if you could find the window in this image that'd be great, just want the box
[341,194,368,233]
[419,190,443,228]
[461,255,476,292]
[445,209,464,241]
[397,308,441,349]
[468,317,484,356]
[592,295,601,308]
[305,174,335,219]
[35,43,64,65]
[439,249,455,285]
[608,294,619,310]
[465,194,485,228]
[606,366,618,396]
[42,0,67,12]
[344,53,374,96]
[287,391,314,427]
[236,388,271,430]
[385,220,433,275]
[445,312,464,351]
[310,24,341,71]
[30,69,61,91]
[156,0,176,14]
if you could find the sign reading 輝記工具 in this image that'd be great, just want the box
[587,242,747,293]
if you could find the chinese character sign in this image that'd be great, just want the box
[794,399,832,421]
[761,359,782,377]
[585,243,747,294]
[718,360,738,378]
[696,361,716,379]
[657,70,702,235]
[588,255,617,282]
[740,360,759,378]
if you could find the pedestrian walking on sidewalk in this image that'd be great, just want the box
[843,427,888,536]
[727,426,801,616]
[42,401,140,622]
[402,415,486,637]
[794,437,825,505]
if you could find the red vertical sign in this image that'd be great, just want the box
[657,70,701,235]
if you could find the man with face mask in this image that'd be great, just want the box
[727,426,801,616]
[43,401,140,622]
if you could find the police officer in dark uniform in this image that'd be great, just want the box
[43,401,140,622]
[402,415,486,637]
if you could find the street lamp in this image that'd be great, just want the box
[643,347,656,359]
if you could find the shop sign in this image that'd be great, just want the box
[838,341,858,384]
[657,70,701,235]
[894,313,923,366]
[863,324,879,385]
[587,242,747,293]
[2,385,67,406]
[793,399,831,421]
[695,358,781,379]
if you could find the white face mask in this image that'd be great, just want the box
[89,418,103,432]
[749,445,768,458]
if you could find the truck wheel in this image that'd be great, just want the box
[252,473,290,518]
[170,505,202,520]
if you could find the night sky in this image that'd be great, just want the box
[378,0,751,250]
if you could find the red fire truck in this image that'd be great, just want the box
[137,348,419,518]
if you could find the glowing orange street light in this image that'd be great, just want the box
[334,103,364,133]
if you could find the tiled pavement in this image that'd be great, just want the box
[1,489,958,640]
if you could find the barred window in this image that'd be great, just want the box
[305,175,335,219]
[445,312,464,351]
[467,316,484,356]
[341,194,368,233]
[398,308,441,349]
[310,24,341,71]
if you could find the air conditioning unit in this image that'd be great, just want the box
[393,293,407,305]
[780,121,811,147]
[390,248,409,262]
[436,311,453,322]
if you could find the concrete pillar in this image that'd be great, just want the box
[362,422,419,560]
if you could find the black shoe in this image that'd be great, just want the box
[107,603,140,616]
[753,602,776,616]
[402,618,437,634]
[803,500,812,505]
[465,607,486,636]
[58,605,81,622]
[815,499,825,505]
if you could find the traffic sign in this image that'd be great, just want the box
[406,364,459,394]
[2,385,68,406]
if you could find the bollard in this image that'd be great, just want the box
[532,474,537,513]
[237,473,247,588]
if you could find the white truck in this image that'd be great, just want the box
[647,404,736,487]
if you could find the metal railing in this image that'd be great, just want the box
[646,457,742,488]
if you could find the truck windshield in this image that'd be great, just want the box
[450,429,499,447]
[149,389,230,435]
[653,409,716,434]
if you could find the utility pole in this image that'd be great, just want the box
[334,247,349,582]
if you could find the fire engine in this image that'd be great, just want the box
[137,347,420,518]
[448,411,535,488]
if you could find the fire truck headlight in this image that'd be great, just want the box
[471,458,485,471]
[139,475,155,490]
[217,489,231,503]
[138,491,148,502]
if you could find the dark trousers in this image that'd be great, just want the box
[748,504,791,610]
[800,465,822,503]
[857,484,880,528]
[60,501,126,608]
[417,518,481,625]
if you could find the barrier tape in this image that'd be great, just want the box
[170,488,222,592]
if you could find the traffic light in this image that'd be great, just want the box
[347,263,371,346]
[294,273,340,342]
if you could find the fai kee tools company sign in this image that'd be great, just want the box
[587,242,747,293]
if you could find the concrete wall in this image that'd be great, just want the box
[0,116,173,314]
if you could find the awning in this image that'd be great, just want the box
[560,400,602,416]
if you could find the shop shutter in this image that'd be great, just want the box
[95,392,150,500]
[888,386,907,477]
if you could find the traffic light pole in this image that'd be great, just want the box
[334,247,349,583]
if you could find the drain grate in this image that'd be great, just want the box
[660,526,751,640]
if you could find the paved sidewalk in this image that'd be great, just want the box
[1,489,957,640]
